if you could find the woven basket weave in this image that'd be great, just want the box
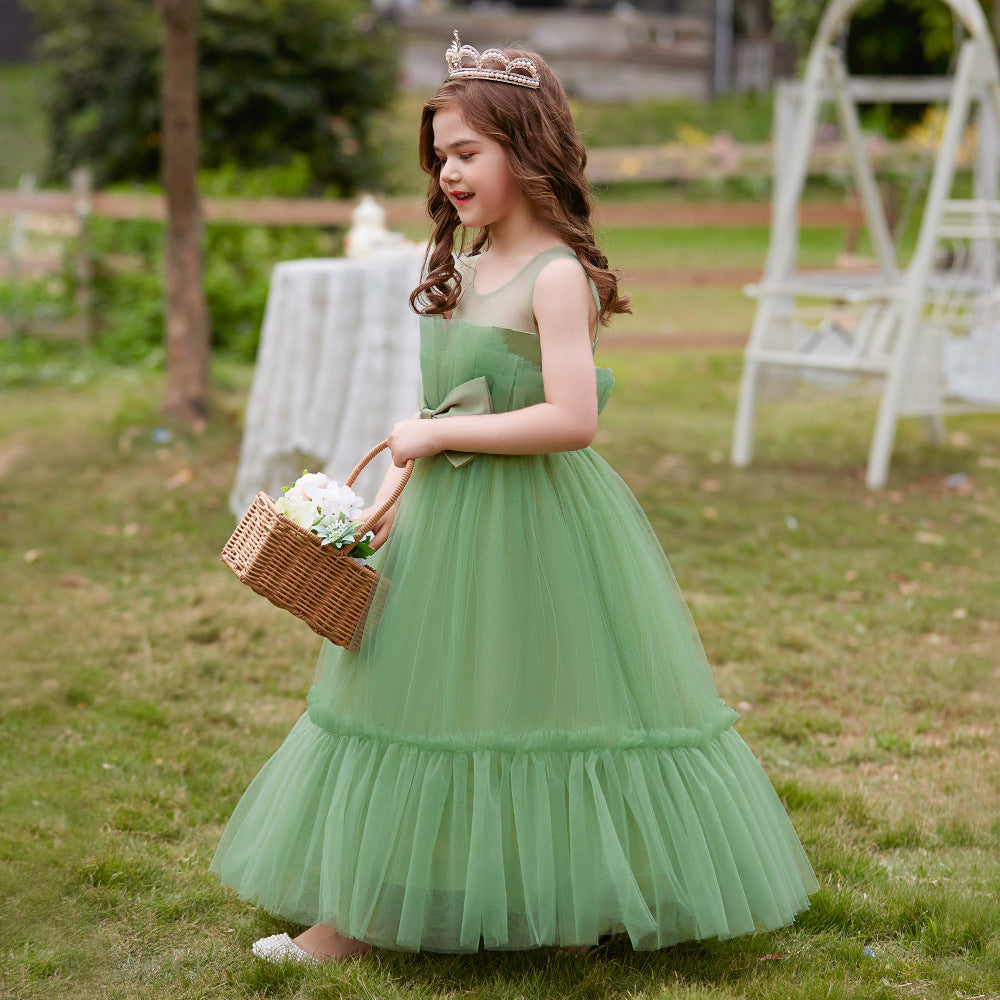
[221,441,412,651]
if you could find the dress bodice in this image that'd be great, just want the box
[418,247,614,417]
[451,246,597,337]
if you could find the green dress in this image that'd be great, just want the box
[211,247,817,952]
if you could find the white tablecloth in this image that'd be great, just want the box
[229,250,423,517]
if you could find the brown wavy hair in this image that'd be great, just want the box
[409,49,630,325]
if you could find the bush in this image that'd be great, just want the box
[85,214,342,365]
[25,0,398,193]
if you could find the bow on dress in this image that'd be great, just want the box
[418,376,493,468]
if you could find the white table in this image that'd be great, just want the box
[229,250,424,517]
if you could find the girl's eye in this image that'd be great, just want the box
[459,153,474,161]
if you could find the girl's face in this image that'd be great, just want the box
[432,105,524,230]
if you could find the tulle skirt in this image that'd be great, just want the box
[210,448,817,951]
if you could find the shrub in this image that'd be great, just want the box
[85,214,342,365]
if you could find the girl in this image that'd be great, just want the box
[211,33,817,964]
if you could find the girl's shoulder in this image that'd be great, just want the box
[532,248,592,299]
[532,248,586,285]
[532,249,599,340]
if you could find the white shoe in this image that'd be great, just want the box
[251,932,319,965]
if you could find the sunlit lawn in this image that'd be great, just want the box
[613,284,754,337]
[1,347,998,999]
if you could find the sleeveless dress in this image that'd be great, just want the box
[211,247,818,952]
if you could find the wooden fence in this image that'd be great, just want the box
[1,170,865,346]
[0,188,861,231]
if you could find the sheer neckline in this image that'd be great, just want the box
[468,246,574,297]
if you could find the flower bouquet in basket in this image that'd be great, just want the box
[220,441,412,651]
[274,472,377,560]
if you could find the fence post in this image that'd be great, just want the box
[71,167,94,344]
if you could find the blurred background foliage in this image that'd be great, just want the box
[3,0,995,372]
[773,0,991,68]
[772,0,994,132]
[90,216,342,367]
[0,214,343,374]
[23,0,399,193]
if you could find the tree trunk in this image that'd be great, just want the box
[158,0,210,429]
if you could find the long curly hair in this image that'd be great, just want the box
[409,50,630,326]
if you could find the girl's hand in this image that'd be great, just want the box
[360,501,397,552]
[387,419,441,467]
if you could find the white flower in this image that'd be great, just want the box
[287,472,331,502]
[274,495,319,529]
[278,472,365,538]
[315,483,364,522]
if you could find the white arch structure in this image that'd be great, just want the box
[731,0,1000,488]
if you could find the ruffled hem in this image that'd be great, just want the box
[210,713,817,952]
[306,701,740,755]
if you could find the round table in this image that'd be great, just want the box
[229,250,424,517]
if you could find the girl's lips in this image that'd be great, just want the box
[451,192,473,203]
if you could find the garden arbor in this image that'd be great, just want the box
[731,0,1000,488]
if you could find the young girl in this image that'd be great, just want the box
[211,32,817,963]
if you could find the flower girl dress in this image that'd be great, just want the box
[211,246,817,951]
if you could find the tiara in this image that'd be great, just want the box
[446,30,540,89]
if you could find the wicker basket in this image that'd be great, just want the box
[221,441,412,651]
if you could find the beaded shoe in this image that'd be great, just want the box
[251,932,319,965]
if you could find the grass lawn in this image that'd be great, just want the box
[612,284,755,338]
[1,350,998,999]
[600,226,850,272]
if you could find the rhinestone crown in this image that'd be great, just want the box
[445,30,540,89]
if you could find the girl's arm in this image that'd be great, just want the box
[388,257,598,465]
[361,415,417,550]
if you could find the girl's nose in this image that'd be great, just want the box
[440,158,460,182]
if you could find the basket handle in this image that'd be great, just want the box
[346,440,414,538]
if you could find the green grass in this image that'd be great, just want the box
[600,226,849,271]
[601,225,845,339]
[573,93,774,148]
[1,348,999,999]
[595,226,876,338]
[611,284,753,337]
